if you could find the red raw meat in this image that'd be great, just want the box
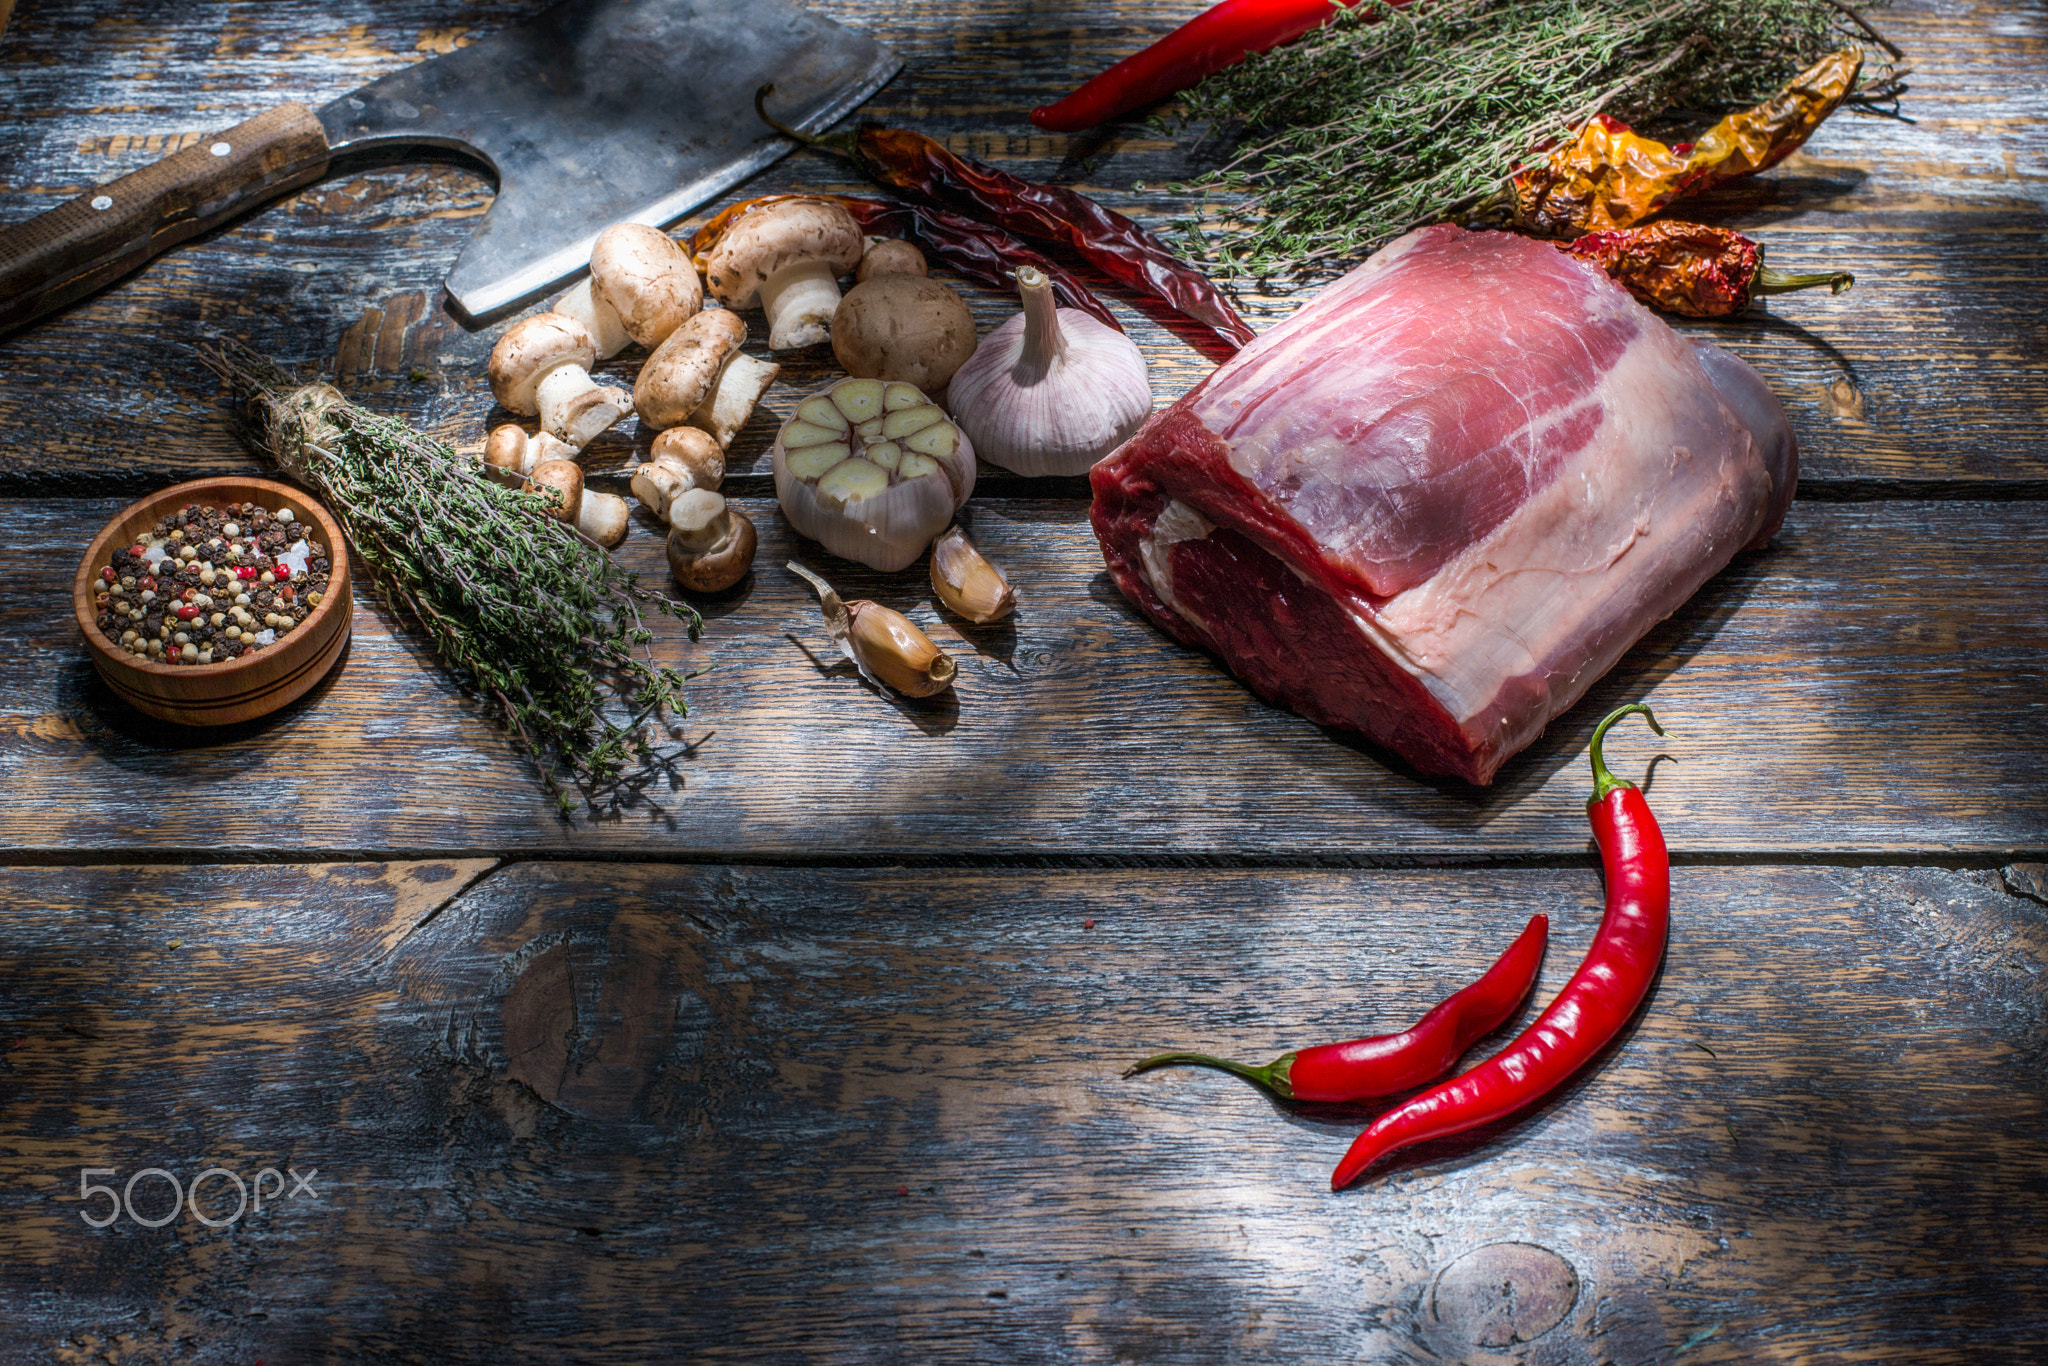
[1090,225,1796,783]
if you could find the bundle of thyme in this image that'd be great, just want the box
[204,341,699,813]
[1171,0,1896,281]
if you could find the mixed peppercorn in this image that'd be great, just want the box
[92,501,332,666]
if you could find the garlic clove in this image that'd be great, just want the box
[948,263,1153,476]
[797,395,852,431]
[831,378,887,423]
[771,377,977,572]
[903,422,958,458]
[881,404,946,440]
[848,600,956,697]
[785,441,851,481]
[816,458,890,507]
[931,523,1016,624]
[789,560,955,698]
[782,418,847,448]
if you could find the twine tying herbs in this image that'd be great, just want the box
[203,340,700,813]
[1167,0,1903,282]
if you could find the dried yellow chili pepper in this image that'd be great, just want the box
[1511,48,1865,236]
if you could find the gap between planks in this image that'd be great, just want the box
[5,849,2044,871]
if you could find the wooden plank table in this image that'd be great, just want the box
[1,1,2043,1361]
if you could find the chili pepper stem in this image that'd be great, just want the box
[755,83,859,160]
[1123,1051,1293,1100]
[1589,702,1664,800]
[1755,265,1855,297]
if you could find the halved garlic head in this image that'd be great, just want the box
[771,377,976,573]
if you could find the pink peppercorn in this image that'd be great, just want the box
[176,604,200,621]
[100,567,116,584]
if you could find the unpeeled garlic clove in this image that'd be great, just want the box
[930,523,1015,624]
[948,263,1152,477]
[788,560,955,698]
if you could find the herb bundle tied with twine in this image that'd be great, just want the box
[1169,0,1903,282]
[204,341,699,813]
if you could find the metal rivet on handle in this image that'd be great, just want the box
[210,142,231,157]
[91,196,113,211]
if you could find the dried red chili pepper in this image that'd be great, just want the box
[1566,221,1853,318]
[1124,913,1548,1102]
[1510,48,1864,236]
[1331,703,1671,1190]
[756,87,1256,350]
[1031,0,1406,133]
[690,194,1122,333]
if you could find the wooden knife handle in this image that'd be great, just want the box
[0,103,331,337]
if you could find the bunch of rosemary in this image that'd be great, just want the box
[1170,0,1885,281]
[204,341,699,813]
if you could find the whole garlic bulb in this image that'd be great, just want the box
[948,265,1152,477]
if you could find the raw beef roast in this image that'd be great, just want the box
[1090,225,1796,783]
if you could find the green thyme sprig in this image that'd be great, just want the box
[203,340,700,814]
[1169,0,1887,283]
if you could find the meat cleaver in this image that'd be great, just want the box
[0,0,899,336]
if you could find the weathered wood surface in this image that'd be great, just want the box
[0,859,2043,1364]
[0,0,2042,496]
[2,497,2044,858]
[2,0,2044,1359]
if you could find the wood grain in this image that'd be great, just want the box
[0,0,2041,494]
[0,859,2040,1363]
[0,496,2043,858]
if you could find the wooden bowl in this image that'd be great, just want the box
[74,476,352,726]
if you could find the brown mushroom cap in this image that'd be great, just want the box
[830,276,979,392]
[704,199,864,310]
[590,223,703,349]
[484,424,531,477]
[526,458,585,522]
[856,238,929,283]
[488,313,597,416]
[635,308,748,429]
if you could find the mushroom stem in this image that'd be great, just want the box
[759,258,845,351]
[536,364,633,449]
[554,277,632,359]
[690,351,782,449]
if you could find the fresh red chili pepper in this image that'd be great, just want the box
[756,87,1256,350]
[1565,222,1854,318]
[1032,0,1401,133]
[1330,703,1672,1190]
[1124,913,1548,1102]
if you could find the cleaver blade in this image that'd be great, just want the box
[0,0,899,337]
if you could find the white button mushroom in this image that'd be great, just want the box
[703,198,865,352]
[526,458,630,548]
[553,222,704,360]
[488,313,634,449]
